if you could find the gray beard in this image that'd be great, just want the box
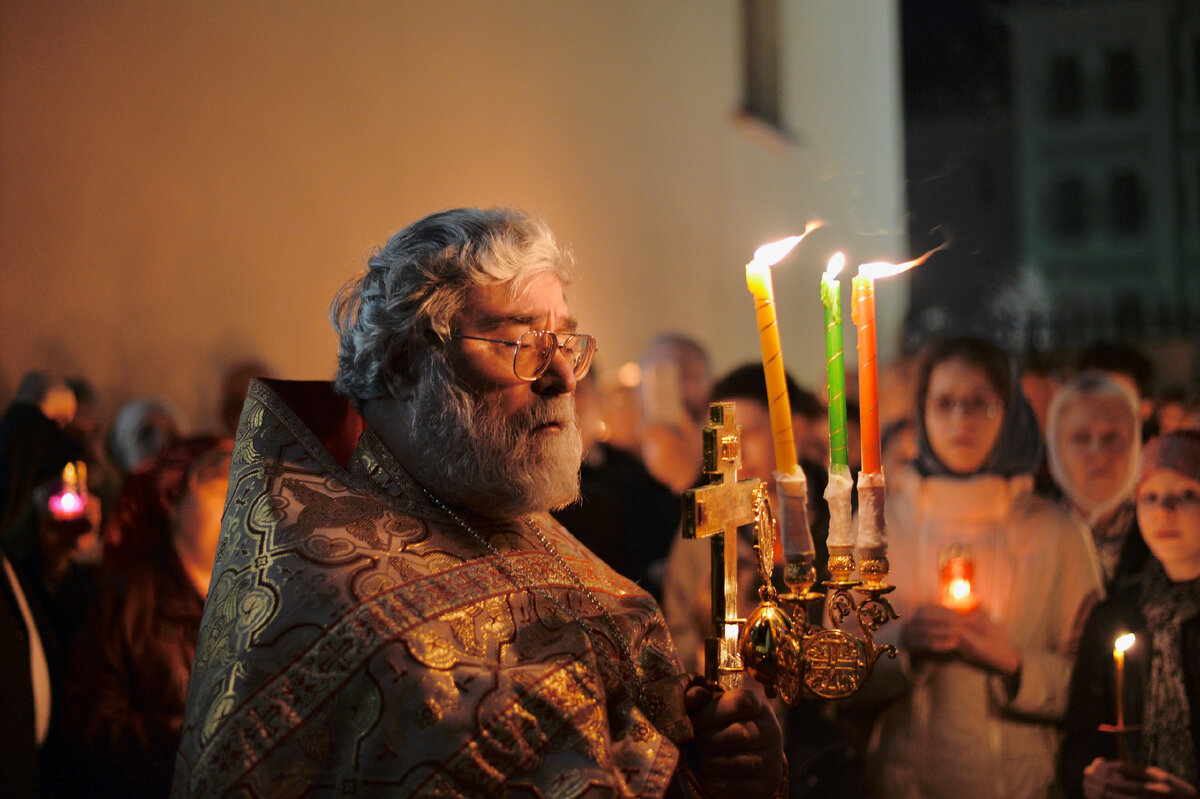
[407,365,582,519]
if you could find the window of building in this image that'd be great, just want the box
[1105,47,1142,114]
[1047,55,1083,118]
[1110,171,1146,234]
[742,0,781,128]
[1049,176,1088,238]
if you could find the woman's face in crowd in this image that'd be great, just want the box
[924,357,1005,475]
[1136,468,1200,581]
[1055,394,1136,509]
[176,451,232,562]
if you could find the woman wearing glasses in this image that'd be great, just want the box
[1046,371,1150,593]
[864,336,1103,799]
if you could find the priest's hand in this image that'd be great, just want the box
[1083,757,1198,798]
[901,604,1021,677]
[684,682,784,799]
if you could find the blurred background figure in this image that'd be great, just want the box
[1155,385,1200,436]
[64,435,232,799]
[65,376,121,513]
[1076,341,1158,440]
[1019,351,1065,438]
[881,416,917,484]
[791,383,831,469]
[1060,430,1200,799]
[218,359,273,436]
[551,369,679,599]
[1046,371,1149,592]
[106,397,188,478]
[1,371,83,539]
[865,336,1102,799]
[637,333,712,493]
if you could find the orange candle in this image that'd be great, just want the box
[851,274,881,475]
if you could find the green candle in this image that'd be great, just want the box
[821,253,849,470]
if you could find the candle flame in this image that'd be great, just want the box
[857,230,952,280]
[1114,633,1135,653]
[949,578,972,601]
[750,220,824,268]
[824,252,846,280]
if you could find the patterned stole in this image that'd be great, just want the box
[1141,564,1200,785]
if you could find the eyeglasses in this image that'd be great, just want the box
[453,330,597,382]
[927,394,1001,420]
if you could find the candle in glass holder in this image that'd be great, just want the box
[938,545,977,612]
[48,461,87,520]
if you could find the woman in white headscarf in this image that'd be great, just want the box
[1047,370,1151,591]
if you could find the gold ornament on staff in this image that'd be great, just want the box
[681,402,899,703]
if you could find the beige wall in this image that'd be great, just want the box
[0,0,906,431]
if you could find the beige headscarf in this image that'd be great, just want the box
[1046,370,1141,526]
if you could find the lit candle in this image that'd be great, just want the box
[938,547,977,612]
[853,240,950,475]
[851,273,881,475]
[744,223,821,477]
[821,254,856,550]
[1113,633,1135,729]
[821,253,849,471]
[48,461,87,520]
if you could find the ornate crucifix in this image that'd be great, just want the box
[680,402,763,689]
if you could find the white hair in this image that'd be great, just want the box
[330,207,573,407]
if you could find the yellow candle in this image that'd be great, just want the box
[742,225,822,477]
[746,260,798,476]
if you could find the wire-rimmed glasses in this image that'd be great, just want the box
[452,330,597,382]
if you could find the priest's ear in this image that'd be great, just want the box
[381,335,427,401]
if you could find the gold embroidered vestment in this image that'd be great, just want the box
[171,380,694,798]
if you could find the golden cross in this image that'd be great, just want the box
[681,402,763,688]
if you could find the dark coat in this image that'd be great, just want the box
[1059,571,1200,798]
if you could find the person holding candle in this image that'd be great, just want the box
[863,336,1102,799]
[171,208,784,799]
[1060,429,1200,799]
[62,435,233,799]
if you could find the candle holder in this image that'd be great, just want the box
[938,545,978,612]
[682,403,899,705]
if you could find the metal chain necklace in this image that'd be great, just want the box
[420,487,649,710]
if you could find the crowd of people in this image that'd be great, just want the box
[2,205,1199,798]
